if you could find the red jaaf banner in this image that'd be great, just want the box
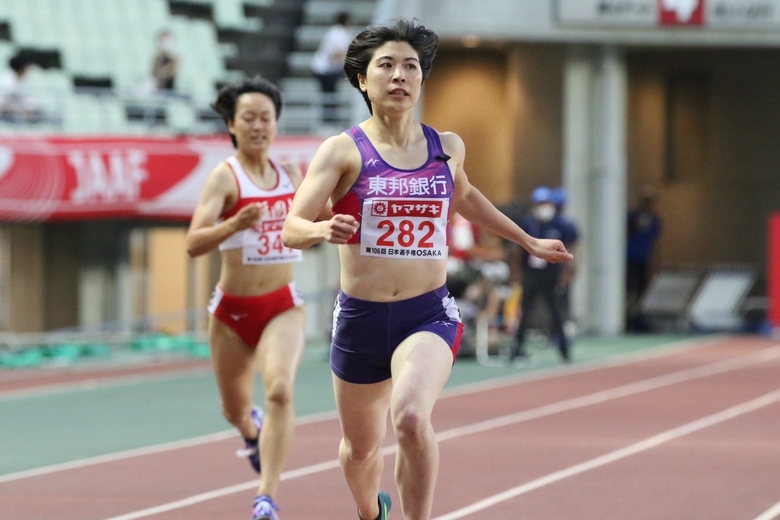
[0,135,324,222]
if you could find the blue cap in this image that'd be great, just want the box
[531,186,553,204]
[551,187,567,206]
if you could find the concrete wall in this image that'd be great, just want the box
[507,45,565,197]
[421,45,565,205]
[423,47,516,204]
[8,225,44,332]
[44,223,80,330]
[627,48,780,278]
[148,228,189,334]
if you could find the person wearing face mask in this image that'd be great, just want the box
[507,185,574,363]
[151,29,179,92]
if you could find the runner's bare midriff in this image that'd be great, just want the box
[218,249,295,296]
[338,244,447,301]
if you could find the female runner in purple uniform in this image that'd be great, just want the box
[282,19,572,520]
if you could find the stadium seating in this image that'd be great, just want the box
[0,0,379,136]
[283,0,375,133]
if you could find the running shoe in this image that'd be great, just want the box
[359,491,392,520]
[252,494,280,520]
[377,491,391,520]
[236,405,264,473]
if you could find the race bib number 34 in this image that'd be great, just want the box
[242,219,302,265]
[360,198,449,259]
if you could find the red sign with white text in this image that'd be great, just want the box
[659,0,705,25]
[0,135,324,222]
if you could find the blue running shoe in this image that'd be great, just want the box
[359,491,391,520]
[377,491,391,520]
[252,494,280,520]
[236,406,263,473]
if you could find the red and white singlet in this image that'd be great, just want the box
[218,156,302,265]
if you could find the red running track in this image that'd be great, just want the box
[1,336,779,520]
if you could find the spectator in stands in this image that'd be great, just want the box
[626,184,662,331]
[185,75,331,520]
[0,53,43,123]
[310,10,352,125]
[151,29,179,93]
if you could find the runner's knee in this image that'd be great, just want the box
[342,437,383,463]
[393,405,428,443]
[222,402,252,428]
[265,376,294,407]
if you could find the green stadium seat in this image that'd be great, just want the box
[166,98,197,131]
[0,0,311,134]
[0,42,14,66]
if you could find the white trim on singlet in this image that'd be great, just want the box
[218,157,296,252]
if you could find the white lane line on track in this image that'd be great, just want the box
[434,345,780,443]
[753,500,780,520]
[102,458,346,520]
[0,335,719,402]
[0,367,212,401]
[0,336,718,483]
[0,410,338,485]
[99,345,780,520]
[433,387,780,520]
[0,430,236,484]
[438,334,725,399]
